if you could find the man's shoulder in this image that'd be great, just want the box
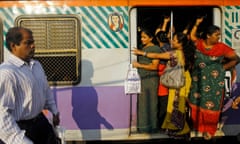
[0,62,17,71]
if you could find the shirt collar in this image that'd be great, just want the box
[8,53,35,68]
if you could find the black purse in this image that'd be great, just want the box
[170,90,185,130]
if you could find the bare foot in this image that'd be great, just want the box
[203,132,212,140]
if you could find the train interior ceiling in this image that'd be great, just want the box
[136,6,215,43]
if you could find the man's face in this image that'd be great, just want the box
[12,29,35,62]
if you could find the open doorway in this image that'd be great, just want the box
[130,6,221,49]
[128,6,222,133]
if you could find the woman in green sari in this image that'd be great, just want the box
[189,21,239,140]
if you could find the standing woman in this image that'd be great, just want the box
[155,31,171,129]
[188,24,239,140]
[132,28,161,133]
[132,32,195,138]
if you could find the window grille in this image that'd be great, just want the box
[15,15,81,85]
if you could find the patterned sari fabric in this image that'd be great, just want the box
[188,39,235,136]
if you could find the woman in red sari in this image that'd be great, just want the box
[188,20,239,140]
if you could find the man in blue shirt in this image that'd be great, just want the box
[0,27,60,144]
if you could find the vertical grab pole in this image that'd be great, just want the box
[128,64,133,136]
[129,93,132,136]
[128,7,138,136]
[170,11,173,48]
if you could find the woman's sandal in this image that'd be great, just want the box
[203,132,212,140]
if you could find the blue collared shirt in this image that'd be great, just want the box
[0,53,58,144]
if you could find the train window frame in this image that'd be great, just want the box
[14,14,81,86]
[130,6,222,49]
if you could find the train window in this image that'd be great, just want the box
[15,15,81,85]
[130,6,221,49]
[0,18,3,64]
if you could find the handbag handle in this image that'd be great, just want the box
[170,51,177,67]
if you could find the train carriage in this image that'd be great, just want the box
[0,0,240,143]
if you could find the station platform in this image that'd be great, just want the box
[66,135,239,144]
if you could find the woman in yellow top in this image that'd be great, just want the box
[132,32,195,138]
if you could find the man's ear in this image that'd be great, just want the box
[10,42,15,48]
[10,43,16,52]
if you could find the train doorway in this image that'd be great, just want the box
[130,6,222,49]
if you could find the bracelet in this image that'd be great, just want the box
[143,51,147,56]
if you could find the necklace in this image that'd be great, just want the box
[205,47,212,50]
[204,40,212,50]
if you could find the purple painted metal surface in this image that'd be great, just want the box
[223,82,240,125]
[53,86,137,130]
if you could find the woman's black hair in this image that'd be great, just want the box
[174,32,196,72]
[200,25,220,40]
[140,28,158,45]
[156,31,169,43]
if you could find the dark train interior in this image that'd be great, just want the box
[136,6,216,47]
